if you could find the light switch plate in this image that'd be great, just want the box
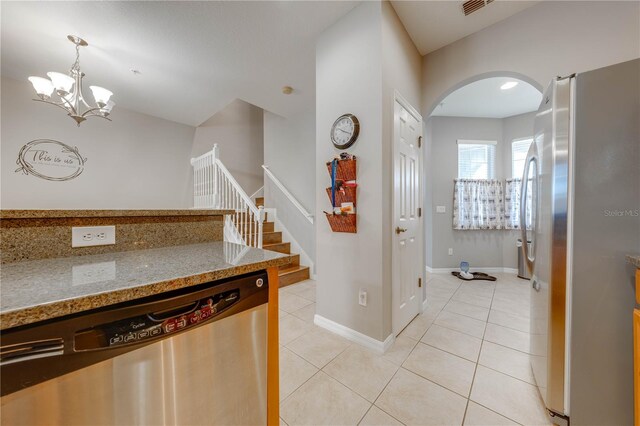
[72,226,116,248]
[436,206,446,213]
[359,289,367,306]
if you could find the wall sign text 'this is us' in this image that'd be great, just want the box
[15,139,88,181]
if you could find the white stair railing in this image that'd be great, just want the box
[262,165,314,224]
[191,144,264,248]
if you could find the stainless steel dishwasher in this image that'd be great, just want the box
[0,271,269,426]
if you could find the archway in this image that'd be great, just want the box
[425,71,543,118]
[424,72,542,274]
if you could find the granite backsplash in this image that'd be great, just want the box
[0,210,232,264]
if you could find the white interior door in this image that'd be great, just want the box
[392,94,423,335]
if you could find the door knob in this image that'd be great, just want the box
[395,227,407,234]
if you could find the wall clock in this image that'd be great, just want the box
[331,114,360,150]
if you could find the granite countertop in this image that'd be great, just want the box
[1,209,234,219]
[1,242,290,330]
[627,255,640,269]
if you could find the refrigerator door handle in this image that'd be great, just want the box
[520,151,538,272]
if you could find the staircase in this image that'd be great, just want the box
[191,145,310,287]
[254,197,310,287]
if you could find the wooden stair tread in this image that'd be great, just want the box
[279,264,309,274]
[278,265,310,287]
[263,242,290,254]
[262,231,283,244]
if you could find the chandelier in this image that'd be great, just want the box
[28,35,114,126]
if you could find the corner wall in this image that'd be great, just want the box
[316,1,385,341]
[191,99,264,196]
[315,1,421,343]
[263,108,316,262]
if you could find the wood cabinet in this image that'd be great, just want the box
[267,267,280,425]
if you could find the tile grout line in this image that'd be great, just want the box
[431,316,486,339]
[471,400,526,426]
[480,338,532,356]
[418,339,480,364]
[369,367,408,426]
[461,280,496,425]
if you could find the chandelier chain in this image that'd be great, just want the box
[70,43,81,74]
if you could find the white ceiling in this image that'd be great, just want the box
[1,1,357,126]
[391,0,539,55]
[431,77,542,118]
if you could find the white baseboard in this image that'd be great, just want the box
[426,265,518,274]
[264,208,316,278]
[314,314,395,354]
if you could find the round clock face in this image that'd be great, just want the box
[331,114,360,150]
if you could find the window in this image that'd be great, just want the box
[512,138,533,179]
[457,140,496,179]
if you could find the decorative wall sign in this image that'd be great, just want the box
[15,139,87,181]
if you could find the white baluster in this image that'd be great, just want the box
[257,206,264,248]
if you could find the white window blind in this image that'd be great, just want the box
[457,140,496,179]
[512,138,533,179]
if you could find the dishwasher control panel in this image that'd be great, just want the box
[75,289,240,350]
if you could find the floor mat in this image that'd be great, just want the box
[451,271,497,281]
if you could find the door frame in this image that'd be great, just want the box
[391,90,424,335]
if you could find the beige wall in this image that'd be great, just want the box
[192,99,264,196]
[381,0,423,336]
[1,77,195,209]
[315,1,421,342]
[316,1,385,341]
[263,108,316,262]
[421,1,640,116]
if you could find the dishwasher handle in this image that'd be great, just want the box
[75,288,242,350]
[147,301,199,322]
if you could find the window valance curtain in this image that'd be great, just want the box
[453,179,504,230]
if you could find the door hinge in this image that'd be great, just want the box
[418,207,422,217]
[418,136,422,148]
[418,278,422,288]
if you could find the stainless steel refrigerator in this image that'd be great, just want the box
[521,59,639,425]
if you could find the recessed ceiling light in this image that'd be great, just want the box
[282,86,293,95]
[130,69,142,76]
[501,81,518,90]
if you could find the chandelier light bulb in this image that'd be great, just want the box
[89,86,113,107]
[100,100,115,116]
[47,72,75,96]
[28,77,54,99]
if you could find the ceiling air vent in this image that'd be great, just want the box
[462,0,494,16]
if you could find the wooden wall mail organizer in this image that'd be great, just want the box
[325,157,357,233]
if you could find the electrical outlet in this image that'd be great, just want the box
[359,289,367,307]
[72,226,116,248]
[436,206,446,213]
[448,248,453,256]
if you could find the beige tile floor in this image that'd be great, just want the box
[278,273,551,426]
